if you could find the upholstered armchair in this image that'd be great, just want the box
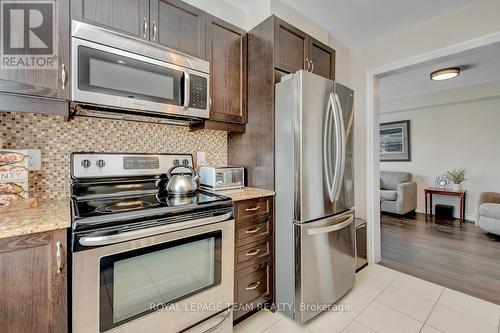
[476,192,500,236]
[380,171,417,215]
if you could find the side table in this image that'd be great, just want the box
[424,187,467,222]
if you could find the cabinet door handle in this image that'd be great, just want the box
[61,64,67,90]
[245,227,261,234]
[310,60,314,73]
[245,206,260,212]
[56,241,63,274]
[246,248,261,256]
[246,281,261,290]
[304,58,310,71]
[143,17,148,39]
[152,20,157,42]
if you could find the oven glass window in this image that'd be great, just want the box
[99,231,222,332]
[78,46,182,105]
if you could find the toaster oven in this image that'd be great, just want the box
[200,167,245,191]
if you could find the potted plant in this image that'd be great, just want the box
[447,168,468,191]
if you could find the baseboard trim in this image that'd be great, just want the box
[414,207,475,222]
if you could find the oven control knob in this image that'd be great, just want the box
[173,159,180,166]
[96,159,106,168]
[182,159,189,165]
[81,159,91,168]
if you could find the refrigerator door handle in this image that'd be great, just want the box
[306,214,354,235]
[323,93,335,202]
[330,92,343,203]
[333,93,346,201]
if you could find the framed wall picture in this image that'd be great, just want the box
[380,120,411,162]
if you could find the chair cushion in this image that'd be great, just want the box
[380,171,412,190]
[479,203,500,220]
[380,190,397,201]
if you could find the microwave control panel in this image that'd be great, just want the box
[189,74,208,110]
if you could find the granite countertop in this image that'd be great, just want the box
[0,199,71,239]
[218,187,275,201]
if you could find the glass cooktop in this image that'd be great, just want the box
[74,190,229,219]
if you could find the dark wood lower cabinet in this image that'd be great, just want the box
[233,196,274,322]
[0,229,67,333]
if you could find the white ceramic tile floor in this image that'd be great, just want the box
[235,264,500,333]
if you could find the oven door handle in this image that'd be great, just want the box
[78,212,232,247]
[203,309,231,333]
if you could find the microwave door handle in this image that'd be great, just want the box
[333,93,346,201]
[183,70,190,110]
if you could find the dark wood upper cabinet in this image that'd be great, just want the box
[272,17,335,80]
[0,0,70,101]
[72,0,150,40]
[274,19,308,74]
[206,15,247,124]
[228,15,337,190]
[309,37,336,80]
[0,229,67,333]
[150,0,206,59]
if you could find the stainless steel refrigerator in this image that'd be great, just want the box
[275,70,356,323]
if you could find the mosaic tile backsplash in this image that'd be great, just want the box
[0,112,227,200]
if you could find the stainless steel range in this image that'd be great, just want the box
[69,153,234,333]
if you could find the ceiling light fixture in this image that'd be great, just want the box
[430,67,460,81]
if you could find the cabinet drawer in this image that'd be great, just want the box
[236,198,271,219]
[236,240,270,268]
[236,218,269,246]
[235,261,270,305]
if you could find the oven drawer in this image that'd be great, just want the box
[236,240,270,269]
[235,260,270,305]
[236,217,270,246]
[236,198,271,219]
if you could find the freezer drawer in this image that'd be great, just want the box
[294,211,356,323]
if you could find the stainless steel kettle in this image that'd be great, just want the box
[165,165,199,195]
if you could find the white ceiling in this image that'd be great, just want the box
[229,0,479,47]
[379,42,500,101]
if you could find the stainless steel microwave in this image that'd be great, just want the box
[71,20,209,121]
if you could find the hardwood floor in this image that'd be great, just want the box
[380,212,500,305]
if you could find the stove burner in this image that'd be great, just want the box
[95,200,153,213]
[163,194,197,206]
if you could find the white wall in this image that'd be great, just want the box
[188,0,500,221]
[380,88,500,220]
[228,0,352,86]
[350,0,500,219]
[184,0,247,29]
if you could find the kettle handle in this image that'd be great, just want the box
[167,164,197,179]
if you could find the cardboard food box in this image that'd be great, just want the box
[0,151,29,207]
